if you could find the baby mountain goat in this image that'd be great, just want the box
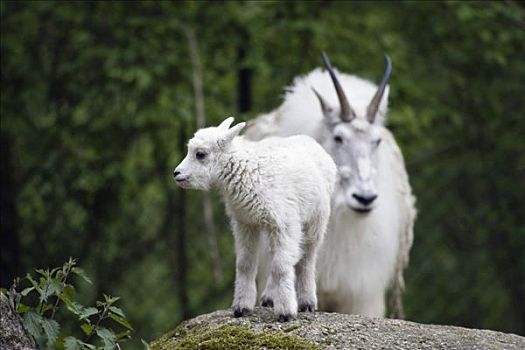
[174,117,336,321]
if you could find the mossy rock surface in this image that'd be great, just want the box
[151,307,525,350]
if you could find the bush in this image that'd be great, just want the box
[2,258,134,350]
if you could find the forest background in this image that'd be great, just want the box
[1,1,524,348]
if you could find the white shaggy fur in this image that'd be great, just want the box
[244,65,416,318]
[174,117,336,321]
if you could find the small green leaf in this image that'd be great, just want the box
[141,338,150,350]
[61,285,76,303]
[41,303,53,313]
[115,330,131,341]
[26,273,39,288]
[81,342,96,350]
[64,336,82,350]
[72,267,92,284]
[21,287,35,296]
[66,257,78,268]
[40,318,60,347]
[23,311,44,340]
[96,327,116,350]
[65,300,84,316]
[35,269,48,277]
[103,294,119,305]
[108,312,133,330]
[108,306,125,318]
[79,306,99,321]
[40,279,56,304]
[81,323,94,336]
[49,279,63,296]
[17,303,28,313]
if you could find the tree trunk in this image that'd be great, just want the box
[0,134,20,287]
[237,44,252,113]
[184,26,223,284]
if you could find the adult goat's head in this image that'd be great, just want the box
[313,52,391,213]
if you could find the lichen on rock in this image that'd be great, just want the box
[152,323,320,350]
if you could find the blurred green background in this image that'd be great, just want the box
[1,1,524,347]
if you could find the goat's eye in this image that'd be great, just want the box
[374,139,382,147]
[334,136,343,144]
[196,151,207,160]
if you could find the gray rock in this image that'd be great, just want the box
[0,293,37,350]
[151,307,525,350]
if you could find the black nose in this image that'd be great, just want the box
[352,193,377,206]
[173,170,180,178]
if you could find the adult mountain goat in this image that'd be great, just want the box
[245,53,416,318]
[174,117,336,321]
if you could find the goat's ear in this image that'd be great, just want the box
[218,121,246,149]
[224,122,246,141]
[312,87,339,126]
[218,116,235,131]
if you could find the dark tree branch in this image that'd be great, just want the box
[237,44,252,114]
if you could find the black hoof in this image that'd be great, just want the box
[261,298,274,308]
[233,307,252,318]
[298,303,315,312]
[277,314,294,322]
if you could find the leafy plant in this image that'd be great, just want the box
[3,258,134,350]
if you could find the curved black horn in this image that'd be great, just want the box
[321,52,355,122]
[311,87,329,113]
[366,54,392,123]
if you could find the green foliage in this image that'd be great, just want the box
[1,1,524,348]
[5,258,133,350]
